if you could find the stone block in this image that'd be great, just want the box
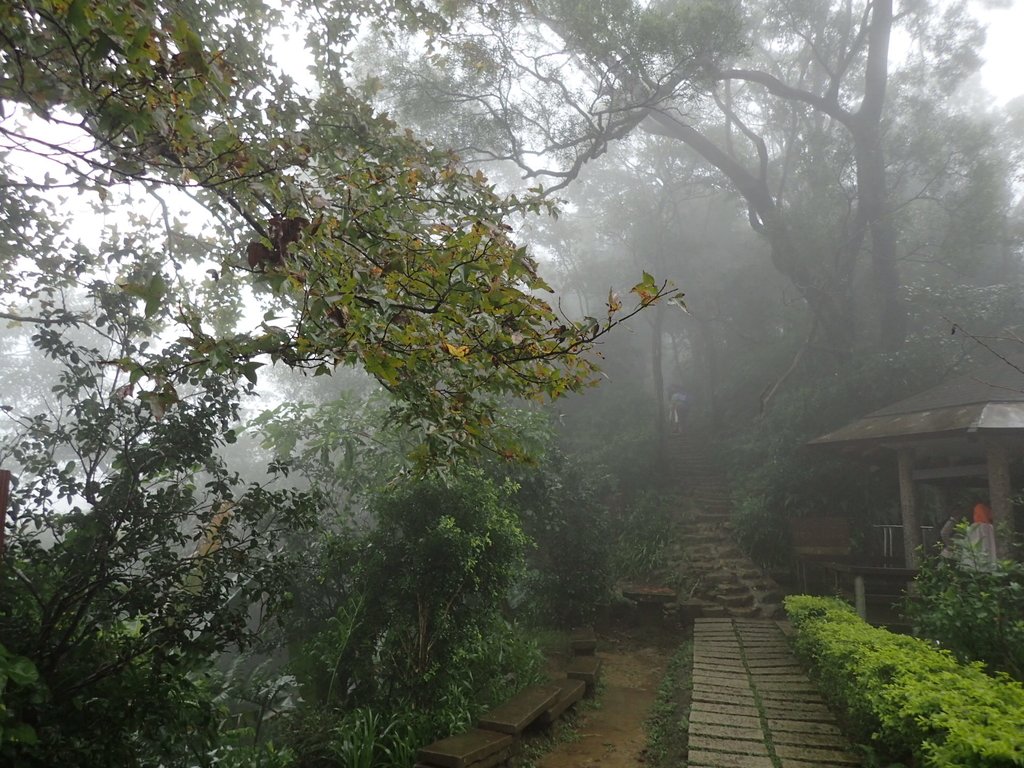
[535,678,586,727]
[569,627,597,655]
[417,729,513,768]
[477,684,561,736]
[565,654,602,694]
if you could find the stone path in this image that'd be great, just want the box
[666,434,783,619]
[688,618,861,768]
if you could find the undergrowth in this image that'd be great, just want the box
[644,640,693,768]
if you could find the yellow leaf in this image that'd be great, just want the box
[443,342,470,358]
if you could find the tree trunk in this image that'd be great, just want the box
[852,0,907,347]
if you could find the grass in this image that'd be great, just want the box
[528,628,572,657]
[643,640,692,768]
[519,708,584,768]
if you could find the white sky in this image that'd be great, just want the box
[975,1,1024,104]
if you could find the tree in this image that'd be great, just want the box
[0,0,674,465]
[0,288,319,765]
[373,0,1001,360]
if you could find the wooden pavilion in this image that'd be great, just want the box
[810,357,1024,567]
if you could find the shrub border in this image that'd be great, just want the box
[784,595,1024,767]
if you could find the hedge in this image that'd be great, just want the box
[784,595,1024,767]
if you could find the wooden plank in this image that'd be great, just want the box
[417,729,512,768]
[912,463,987,481]
[477,684,561,735]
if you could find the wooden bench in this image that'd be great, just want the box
[417,728,513,768]
[535,678,586,727]
[789,516,852,592]
[620,584,676,604]
[477,684,561,736]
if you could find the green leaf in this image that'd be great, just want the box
[144,274,167,319]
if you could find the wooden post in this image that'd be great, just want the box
[987,443,1014,560]
[897,448,922,568]
[0,469,10,559]
[854,575,867,620]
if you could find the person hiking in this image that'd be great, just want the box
[669,389,689,434]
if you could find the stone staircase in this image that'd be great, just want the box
[666,434,784,619]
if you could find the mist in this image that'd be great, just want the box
[2,2,1023,766]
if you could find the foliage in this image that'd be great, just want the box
[276,471,544,765]
[610,492,677,582]
[284,615,543,768]
[727,347,953,566]
[0,307,317,766]
[250,391,411,516]
[0,0,673,467]
[786,595,1024,767]
[643,640,692,768]
[496,434,615,627]
[361,471,528,686]
[908,553,1024,681]
[326,708,417,768]
[207,737,297,768]
[0,644,41,755]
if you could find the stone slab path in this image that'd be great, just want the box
[688,618,861,768]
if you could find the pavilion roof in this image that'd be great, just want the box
[810,356,1024,447]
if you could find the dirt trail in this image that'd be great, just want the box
[536,631,675,768]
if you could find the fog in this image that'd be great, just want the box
[2,2,1023,765]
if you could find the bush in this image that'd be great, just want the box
[610,492,677,581]
[643,641,692,768]
[501,448,615,627]
[0,333,316,767]
[908,554,1024,680]
[278,471,545,766]
[785,595,1024,767]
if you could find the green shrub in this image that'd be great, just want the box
[327,708,417,768]
[611,492,677,581]
[908,554,1024,680]
[785,595,1024,767]
[279,472,544,765]
[502,451,615,627]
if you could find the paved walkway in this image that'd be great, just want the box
[689,618,861,768]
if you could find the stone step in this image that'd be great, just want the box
[719,592,756,608]
[727,605,763,619]
[569,627,596,656]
